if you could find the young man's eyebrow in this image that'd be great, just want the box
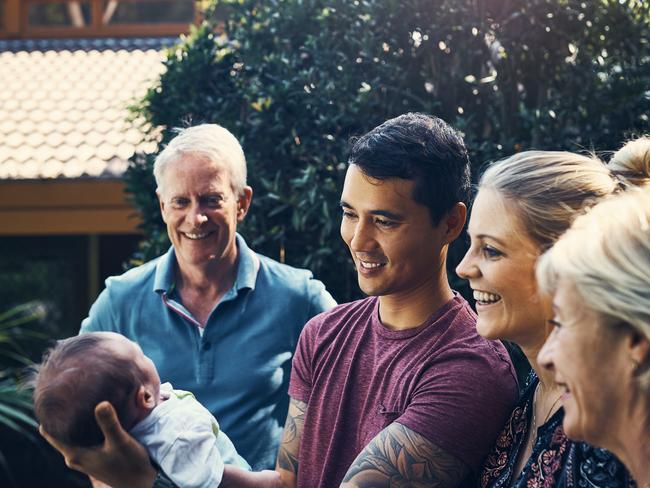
[369,209,405,220]
[339,201,404,221]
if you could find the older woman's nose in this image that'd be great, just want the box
[537,331,557,371]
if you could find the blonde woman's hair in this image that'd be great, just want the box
[479,151,618,250]
[537,188,650,390]
[153,124,248,196]
[608,135,650,189]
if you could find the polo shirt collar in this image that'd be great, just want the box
[152,233,259,294]
[153,246,176,294]
[233,233,259,292]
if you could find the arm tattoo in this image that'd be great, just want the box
[276,398,307,475]
[341,422,470,488]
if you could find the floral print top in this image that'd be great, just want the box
[479,371,635,488]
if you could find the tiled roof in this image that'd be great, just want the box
[0,37,175,179]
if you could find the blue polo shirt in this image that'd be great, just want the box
[80,234,336,470]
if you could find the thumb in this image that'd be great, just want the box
[94,401,127,446]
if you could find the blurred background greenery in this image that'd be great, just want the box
[126,0,650,305]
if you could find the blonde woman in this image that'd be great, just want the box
[456,149,636,487]
[537,141,650,488]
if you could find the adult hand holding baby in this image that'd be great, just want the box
[40,400,156,488]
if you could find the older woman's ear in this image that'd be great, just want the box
[629,329,650,377]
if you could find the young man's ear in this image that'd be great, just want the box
[443,202,467,243]
[236,186,253,222]
[136,385,157,410]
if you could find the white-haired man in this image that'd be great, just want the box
[79,124,336,472]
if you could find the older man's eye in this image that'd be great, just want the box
[171,198,189,208]
[204,196,223,207]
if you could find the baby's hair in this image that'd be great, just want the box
[33,333,147,446]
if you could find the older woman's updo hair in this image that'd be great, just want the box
[537,188,650,391]
[478,151,617,251]
[609,136,650,189]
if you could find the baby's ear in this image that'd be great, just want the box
[136,385,157,410]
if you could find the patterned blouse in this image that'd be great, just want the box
[479,371,635,488]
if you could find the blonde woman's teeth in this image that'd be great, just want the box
[473,291,501,303]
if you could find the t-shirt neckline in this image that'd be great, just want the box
[370,292,462,340]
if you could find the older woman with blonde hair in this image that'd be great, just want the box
[537,141,650,487]
[456,143,644,486]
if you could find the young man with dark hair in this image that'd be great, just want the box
[276,113,518,487]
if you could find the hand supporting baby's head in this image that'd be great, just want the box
[33,332,161,447]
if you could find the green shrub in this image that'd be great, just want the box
[126,0,650,303]
[0,303,43,484]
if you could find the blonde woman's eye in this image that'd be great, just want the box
[482,245,502,258]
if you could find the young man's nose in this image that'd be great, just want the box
[349,220,377,252]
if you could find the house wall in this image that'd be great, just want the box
[0,179,140,235]
[0,179,142,336]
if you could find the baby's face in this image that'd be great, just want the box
[101,332,161,403]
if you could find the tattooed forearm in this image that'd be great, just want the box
[341,422,470,488]
[276,398,307,476]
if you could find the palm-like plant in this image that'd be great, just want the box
[0,302,47,482]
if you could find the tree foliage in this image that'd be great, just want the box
[126,0,650,302]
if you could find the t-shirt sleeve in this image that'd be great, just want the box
[395,351,518,472]
[288,315,321,404]
[157,426,225,488]
[215,429,250,471]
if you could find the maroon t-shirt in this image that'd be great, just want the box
[289,294,518,488]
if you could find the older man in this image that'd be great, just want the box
[80,124,335,471]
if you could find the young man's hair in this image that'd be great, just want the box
[33,334,147,446]
[348,113,471,225]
